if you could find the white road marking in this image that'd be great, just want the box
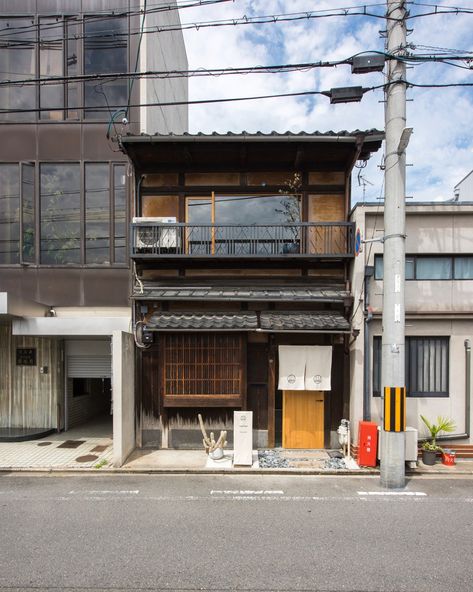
[68,490,139,495]
[210,489,284,495]
[358,491,427,496]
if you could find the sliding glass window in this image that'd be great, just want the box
[40,164,81,264]
[0,165,20,264]
[186,194,301,255]
[84,16,128,119]
[85,164,110,264]
[21,163,35,263]
[0,18,36,121]
[39,18,64,120]
[113,165,126,263]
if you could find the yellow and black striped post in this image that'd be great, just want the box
[383,387,406,432]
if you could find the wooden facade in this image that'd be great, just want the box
[0,323,63,429]
[122,132,383,449]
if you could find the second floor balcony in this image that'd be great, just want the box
[131,221,355,260]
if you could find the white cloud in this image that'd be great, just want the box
[179,0,473,203]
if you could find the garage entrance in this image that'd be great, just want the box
[65,340,112,434]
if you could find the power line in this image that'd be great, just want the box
[2,2,471,46]
[0,0,234,39]
[1,79,472,116]
[1,51,472,88]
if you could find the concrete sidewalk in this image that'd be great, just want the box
[0,422,113,471]
[2,437,472,474]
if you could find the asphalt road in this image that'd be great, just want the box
[0,473,472,592]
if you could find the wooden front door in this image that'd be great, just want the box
[282,390,324,449]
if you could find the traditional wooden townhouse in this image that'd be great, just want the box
[121,130,383,451]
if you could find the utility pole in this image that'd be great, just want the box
[380,0,408,488]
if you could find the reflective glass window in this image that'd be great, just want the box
[186,197,212,255]
[66,17,80,119]
[416,256,452,280]
[406,257,415,279]
[40,164,80,264]
[21,163,35,263]
[215,194,300,255]
[454,256,473,279]
[374,255,383,280]
[85,163,110,264]
[84,16,128,119]
[39,18,64,120]
[114,165,126,263]
[0,18,36,121]
[0,164,20,264]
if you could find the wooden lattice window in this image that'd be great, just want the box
[161,333,246,407]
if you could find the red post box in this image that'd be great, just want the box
[358,421,378,467]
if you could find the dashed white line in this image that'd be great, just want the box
[358,491,427,496]
[68,490,139,495]
[210,489,284,495]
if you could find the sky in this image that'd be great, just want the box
[177,0,473,204]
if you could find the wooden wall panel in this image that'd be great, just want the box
[9,336,63,429]
[308,194,346,255]
[308,194,345,221]
[142,173,179,187]
[0,325,12,428]
[142,195,179,218]
[308,172,345,185]
[185,173,240,186]
[247,172,291,186]
[141,348,161,421]
[246,343,268,430]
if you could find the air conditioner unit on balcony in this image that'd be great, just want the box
[133,217,178,250]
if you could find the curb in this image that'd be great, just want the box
[1,466,472,476]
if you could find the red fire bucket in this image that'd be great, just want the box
[442,450,456,466]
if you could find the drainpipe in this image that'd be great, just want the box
[363,265,374,421]
[134,174,144,217]
[427,338,470,442]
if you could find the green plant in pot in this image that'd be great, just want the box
[420,415,456,465]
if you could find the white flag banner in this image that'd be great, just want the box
[278,345,306,390]
[304,346,332,391]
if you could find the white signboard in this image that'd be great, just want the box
[233,411,253,466]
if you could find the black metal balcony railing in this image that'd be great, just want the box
[130,222,354,258]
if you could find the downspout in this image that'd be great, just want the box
[363,265,374,421]
[427,338,470,442]
[134,173,144,218]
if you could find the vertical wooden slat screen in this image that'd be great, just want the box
[162,333,244,407]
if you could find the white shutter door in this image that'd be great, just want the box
[67,355,111,378]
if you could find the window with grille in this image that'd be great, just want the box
[161,333,245,407]
[373,336,449,397]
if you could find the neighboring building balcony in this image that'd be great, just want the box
[130,221,355,260]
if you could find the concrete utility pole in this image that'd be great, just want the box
[381,0,408,488]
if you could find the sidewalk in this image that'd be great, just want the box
[1,438,472,474]
[0,424,113,471]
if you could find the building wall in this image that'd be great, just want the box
[455,172,473,201]
[349,203,473,443]
[140,0,188,134]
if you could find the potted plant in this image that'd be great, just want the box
[420,415,456,465]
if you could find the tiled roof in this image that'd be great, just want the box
[147,312,258,330]
[125,129,384,139]
[260,311,350,332]
[133,286,351,302]
[146,311,350,332]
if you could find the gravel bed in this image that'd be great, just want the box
[258,449,290,468]
[323,457,347,470]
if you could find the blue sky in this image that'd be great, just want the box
[180,0,473,203]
